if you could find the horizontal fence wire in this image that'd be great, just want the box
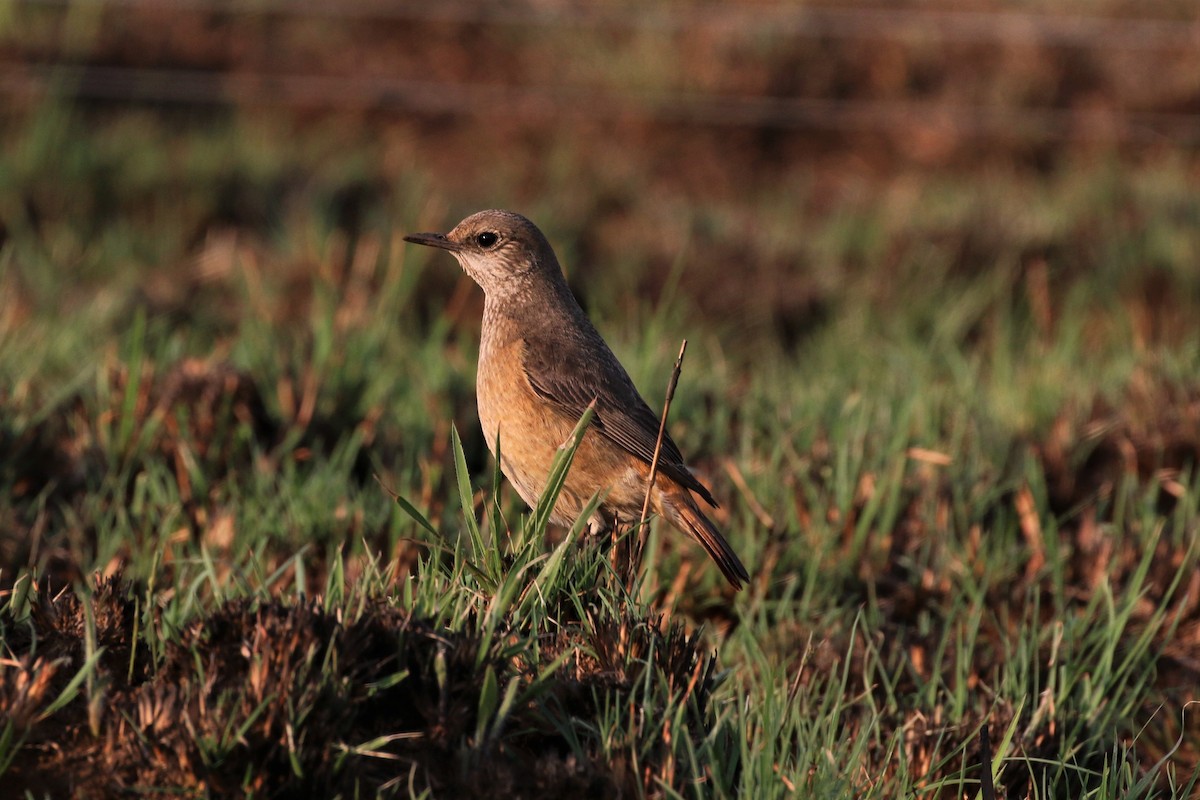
[5,1,1200,143]
[3,65,1199,144]
[13,0,1200,49]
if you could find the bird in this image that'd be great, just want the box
[404,210,750,589]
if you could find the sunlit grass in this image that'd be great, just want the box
[1,105,1198,797]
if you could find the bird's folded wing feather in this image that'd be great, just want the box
[522,340,719,508]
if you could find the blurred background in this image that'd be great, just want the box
[4,0,1199,336]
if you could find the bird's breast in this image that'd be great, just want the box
[476,333,525,458]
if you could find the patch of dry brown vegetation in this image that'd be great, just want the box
[0,576,718,798]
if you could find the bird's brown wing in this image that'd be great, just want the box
[522,338,719,508]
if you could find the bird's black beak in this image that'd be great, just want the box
[403,232,463,252]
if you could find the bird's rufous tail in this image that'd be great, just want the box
[659,489,750,590]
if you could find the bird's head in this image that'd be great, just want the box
[404,209,561,298]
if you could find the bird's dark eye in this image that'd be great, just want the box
[476,231,498,248]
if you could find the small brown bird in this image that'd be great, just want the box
[404,210,749,589]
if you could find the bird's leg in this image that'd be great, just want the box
[579,511,616,555]
[585,514,610,539]
[608,511,640,586]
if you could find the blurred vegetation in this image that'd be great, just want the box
[1,1,1199,797]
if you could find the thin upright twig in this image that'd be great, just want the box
[979,722,997,800]
[630,339,688,590]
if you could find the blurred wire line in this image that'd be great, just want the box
[3,64,1198,144]
[14,0,1200,49]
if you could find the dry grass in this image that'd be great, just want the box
[2,2,1200,797]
